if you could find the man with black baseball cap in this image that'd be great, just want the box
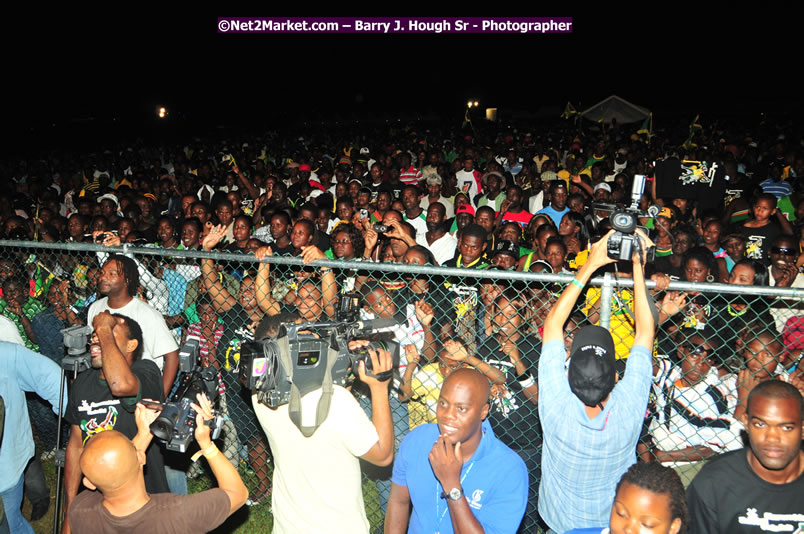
[538,229,656,533]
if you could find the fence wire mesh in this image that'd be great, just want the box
[4,239,804,532]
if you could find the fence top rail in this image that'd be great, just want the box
[2,239,803,298]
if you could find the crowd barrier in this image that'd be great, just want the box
[4,239,802,532]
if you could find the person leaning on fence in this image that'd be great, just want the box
[686,379,804,533]
[647,326,741,486]
[68,394,248,534]
[538,229,656,534]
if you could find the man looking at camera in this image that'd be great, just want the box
[385,368,528,534]
[251,343,395,534]
[68,394,248,533]
[63,312,168,534]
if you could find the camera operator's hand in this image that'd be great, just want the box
[585,230,618,271]
[384,220,407,241]
[354,343,393,391]
[363,227,379,257]
[93,230,121,246]
[133,401,160,451]
[191,393,216,450]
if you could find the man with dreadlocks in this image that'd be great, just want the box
[87,254,179,397]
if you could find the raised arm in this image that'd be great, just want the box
[301,245,338,318]
[192,393,249,515]
[357,345,395,467]
[233,164,260,202]
[543,230,616,343]
[254,245,281,316]
[631,229,656,350]
[94,312,140,396]
[200,225,237,314]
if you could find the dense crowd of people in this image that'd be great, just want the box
[1,119,804,533]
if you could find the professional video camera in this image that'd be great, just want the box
[238,292,400,436]
[148,339,224,452]
[594,174,657,262]
[60,325,93,373]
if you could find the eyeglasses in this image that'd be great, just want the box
[771,246,796,256]
[681,342,712,359]
[333,240,352,246]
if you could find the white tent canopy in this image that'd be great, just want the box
[580,95,650,124]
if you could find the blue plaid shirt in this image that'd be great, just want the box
[538,340,651,533]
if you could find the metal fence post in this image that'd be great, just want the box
[599,272,613,329]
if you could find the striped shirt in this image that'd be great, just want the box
[399,166,422,185]
[538,340,652,533]
[648,358,741,458]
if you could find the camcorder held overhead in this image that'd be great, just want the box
[595,173,657,263]
[147,338,224,453]
[238,293,400,436]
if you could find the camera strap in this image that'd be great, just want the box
[282,336,339,437]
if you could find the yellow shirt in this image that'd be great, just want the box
[582,287,635,359]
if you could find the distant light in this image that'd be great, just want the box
[158,107,167,118]
[467,101,473,108]
[474,101,479,107]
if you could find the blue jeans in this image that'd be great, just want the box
[165,465,188,495]
[0,474,34,534]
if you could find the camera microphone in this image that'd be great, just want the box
[356,318,398,331]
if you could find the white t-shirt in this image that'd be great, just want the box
[87,297,179,371]
[404,212,428,241]
[416,231,457,266]
[769,272,804,334]
[0,315,25,345]
[252,386,379,534]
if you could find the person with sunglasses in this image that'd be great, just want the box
[646,326,742,486]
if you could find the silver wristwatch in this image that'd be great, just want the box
[441,487,463,501]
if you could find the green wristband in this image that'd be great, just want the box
[571,279,585,290]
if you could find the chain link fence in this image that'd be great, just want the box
[4,239,803,532]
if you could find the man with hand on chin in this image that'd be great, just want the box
[385,368,527,534]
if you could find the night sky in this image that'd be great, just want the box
[5,9,800,152]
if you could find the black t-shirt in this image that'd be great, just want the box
[735,221,782,265]
[66,360,169,494]
[652,255,683,279]
[216,304,260,428]
[687,449,804,534]
[379,180,404,201]
[476,333,541,450]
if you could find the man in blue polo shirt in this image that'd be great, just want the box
[537,181,569,228]
[385,368,527,534]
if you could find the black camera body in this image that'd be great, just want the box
[150,339,223,452]
[238,293,400,410]
[605,174,656,263]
